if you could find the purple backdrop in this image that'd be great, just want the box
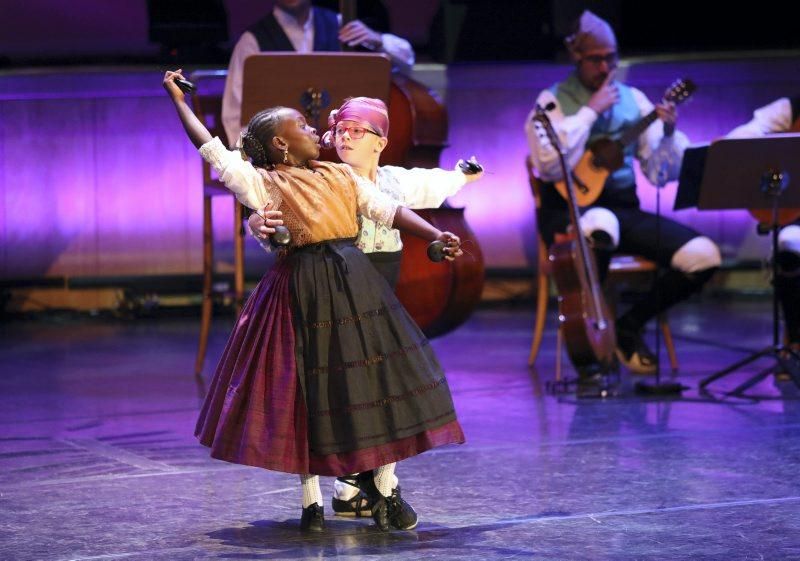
[1,56,798,279]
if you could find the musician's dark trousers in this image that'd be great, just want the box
[776,221,800,344]
[537,192,717,335]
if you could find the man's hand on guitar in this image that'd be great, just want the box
[587,72,619,115]
[655,102,677,137]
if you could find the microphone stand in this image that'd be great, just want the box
[635,138,684,396]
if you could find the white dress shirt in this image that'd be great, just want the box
[726,97,793,138]
[221,6,415,144]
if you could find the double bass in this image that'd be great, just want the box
[532,105,616,371]
[339,0,485,338]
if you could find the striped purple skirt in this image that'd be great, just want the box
[195,239,464,475]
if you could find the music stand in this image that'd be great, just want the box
[674,143,709,210]
[696,135,800,395]
[241,53,392,134]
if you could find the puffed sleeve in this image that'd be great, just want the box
[198,137,272,210]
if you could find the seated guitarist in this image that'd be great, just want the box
[524,10,721,375]
[727,97,800,357]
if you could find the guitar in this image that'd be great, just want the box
[554,78,697,207]
[533,105,617,373]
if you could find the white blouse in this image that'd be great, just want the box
[351,165,468,253]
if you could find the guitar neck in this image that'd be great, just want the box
[617,109,658,146]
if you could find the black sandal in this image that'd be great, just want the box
[331,490,371,517]
[332,473,375,517]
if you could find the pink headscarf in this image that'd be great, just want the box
[320,97,389,148]
[565,10,617,60]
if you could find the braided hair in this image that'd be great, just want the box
[240,107,288,168]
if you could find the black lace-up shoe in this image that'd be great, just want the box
[371,496,391,531]
[387,486,418,530]
[300,503,325,532]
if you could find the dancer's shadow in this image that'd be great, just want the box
[207,515,539,559]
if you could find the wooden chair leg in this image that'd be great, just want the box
[233,202,245,317]
[195,196,214,377]
[659,313,679,372]
[555,316,563,382]
[528,270,549,366]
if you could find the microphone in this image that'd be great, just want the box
[532,101,556,124]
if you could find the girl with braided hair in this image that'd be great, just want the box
[164,70,466,532]
[250,96,483,285]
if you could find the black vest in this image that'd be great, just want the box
[247,8,340,52]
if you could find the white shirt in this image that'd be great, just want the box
[524,86,690,187]
[351,165,468,253]
[272,6,314,52]
[221,7,416,144]
[726,97,793,138]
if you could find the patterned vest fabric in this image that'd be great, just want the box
[551,72,639,197]
[248,8,340,53]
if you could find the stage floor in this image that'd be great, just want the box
[2,298,799,560]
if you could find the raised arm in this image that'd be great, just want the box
[163,70,269,210]
[163,70,213,149]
